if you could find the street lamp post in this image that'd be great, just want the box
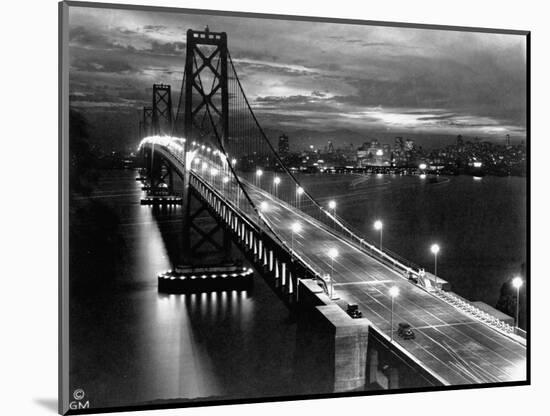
[328,248,339,299]
[512,276,523,329]
[328,200,336,229]
[273,176,280,197]
[430,244,440,289]
[374,220,383,250]
[389,286,399,342]
[296,186,304,209]
[210,168,218,187]
[256,169,263,187]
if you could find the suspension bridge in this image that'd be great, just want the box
[136,28,526,391]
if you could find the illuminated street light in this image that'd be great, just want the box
[389,286,400,342]
[430,244,440,288]
[291,221,302,234]
[374,220,383,250]
[231,158,237,166]
[328,248,339,299]
[210,168,218,182]
[419,163,427,170]
[273,176,281,197]
[512,276,523,329]
[222,176,230,184]
[328,200,337,228]
[256,169,263,187]
[259,201,269,212]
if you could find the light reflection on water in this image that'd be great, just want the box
[71,171,280,409]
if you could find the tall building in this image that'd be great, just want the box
[404,139,415,151]
[356,139,391,167]
[278,134,289,156]
[395,136,404,150]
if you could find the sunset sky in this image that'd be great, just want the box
[68,5,527,150]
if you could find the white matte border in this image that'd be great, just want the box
[1,0,545,415]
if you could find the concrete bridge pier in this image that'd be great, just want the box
[319,304,370,392]
[389,367,399,390]
[296,280,370,393]
[368,349,378,386]
[142,148,174,196]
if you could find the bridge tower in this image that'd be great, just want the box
[183,28,229,147]
[177,28,232,266]
[152,84,173,135]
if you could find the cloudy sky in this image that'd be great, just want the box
[68,5,527,150]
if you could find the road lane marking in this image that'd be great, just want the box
[334,280,394,286]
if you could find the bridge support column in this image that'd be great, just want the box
[180,186,233,266]
[368,348,379,385]
[147,157,173,195]
[297,280,370,392]
[389,367,399,390]
[319,304,370,392]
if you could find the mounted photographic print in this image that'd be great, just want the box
[59,1,529,414]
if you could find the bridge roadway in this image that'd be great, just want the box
[234,182,526,385]
[156,143,527,386]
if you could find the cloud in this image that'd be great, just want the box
[71,57,137,74]
[69,26,115,50]
[232,58,317,77]
[66,5,527,149]
[143,24,168,32]
[148,40,186,55]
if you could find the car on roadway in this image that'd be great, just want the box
[346,303,362,319]
[397,322,415,340]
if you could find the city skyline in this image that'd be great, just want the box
[69,6,527,150]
